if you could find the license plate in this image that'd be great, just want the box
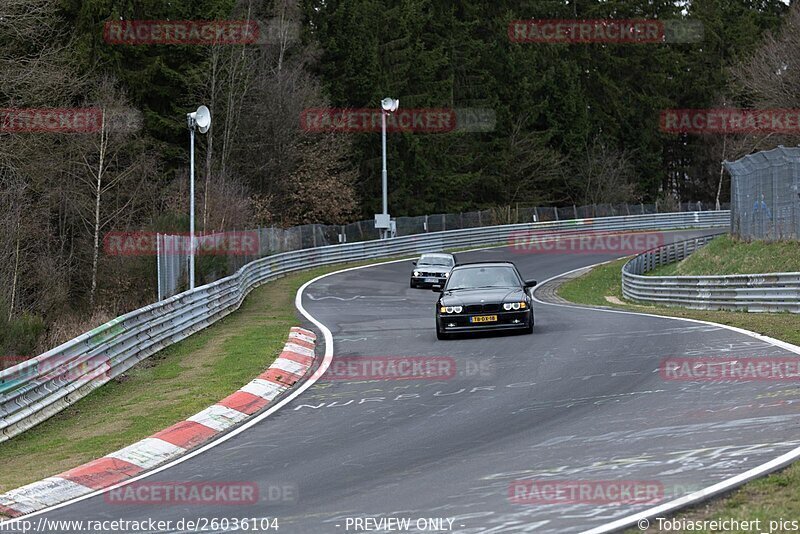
[424,278,438,283]
[470,315,497,323]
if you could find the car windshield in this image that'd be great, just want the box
[419,256,454,267]
[445,266,520,290]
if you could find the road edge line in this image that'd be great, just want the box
[532,262,800,534]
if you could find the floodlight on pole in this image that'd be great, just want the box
[378,97,398,239]
[186,105,211,290]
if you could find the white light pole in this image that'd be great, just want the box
[378,97,398,239]
[186,105,211,290]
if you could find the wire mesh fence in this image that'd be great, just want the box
[156,234,190,301]
[724,146,800,241]
[157,201,727,299]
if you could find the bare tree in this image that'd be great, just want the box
[501,113,565,205]
[570,138,638,205]
[0,0,85,107]
[731,2,800,112]
[63,78,157,308]
[283,133,359,225]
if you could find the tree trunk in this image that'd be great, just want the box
[9,221,21,322]
[90,110,107,309]
[716,136,727,211]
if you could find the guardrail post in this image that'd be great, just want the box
[157,233,162,301]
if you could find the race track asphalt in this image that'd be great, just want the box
[12,229,800,534]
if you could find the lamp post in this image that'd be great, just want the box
[186,105,211,290]
[378,97,399,239]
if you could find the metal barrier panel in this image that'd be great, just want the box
[622,232,800,312]
[156,202,725,300]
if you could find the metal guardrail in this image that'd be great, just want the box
[0,211,729,443]
[157,201,728,300]
[622,232,800,313]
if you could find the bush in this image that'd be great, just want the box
[0,313,46,358]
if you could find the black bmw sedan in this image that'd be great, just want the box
[434,261,536,340]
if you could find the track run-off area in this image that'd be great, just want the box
[3,228,800,534]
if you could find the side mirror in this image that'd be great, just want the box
[412,261,417,266]
[525,280,537,288]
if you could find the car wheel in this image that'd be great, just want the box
[410,280,416,288]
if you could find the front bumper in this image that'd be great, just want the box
[436,309,531,332]
[412,275,447,287]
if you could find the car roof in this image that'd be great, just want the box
[419,253,453,259]
[452,261,518,269]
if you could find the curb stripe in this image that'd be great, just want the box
[0,325,316,517]
[283,342,315,357]
[217,391,270,415]
[258,368,303,386]
[0,478,92,513]
[152,421,219,449]
[279,351,314,366]
[272,357,308,376]
[187,404,249,433]
[0,505,21,518]
[105,438,186,470]
[289,331,315,344]
[286,337,315,350]
[59,458,143,490]
[290,326,316,340]
[240,378,286,401]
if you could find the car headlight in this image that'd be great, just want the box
[503,302,527,310]
[444,272,449,278]
[414,271,420,277]
[439,305,463,314]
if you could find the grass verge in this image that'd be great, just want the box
[557,259,800,533]
[0,259,386,495]
[649,234,800,276]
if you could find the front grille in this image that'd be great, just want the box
[419,272,444,278]
[464,303,501,313]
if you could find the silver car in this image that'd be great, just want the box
[410,253,456,288]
